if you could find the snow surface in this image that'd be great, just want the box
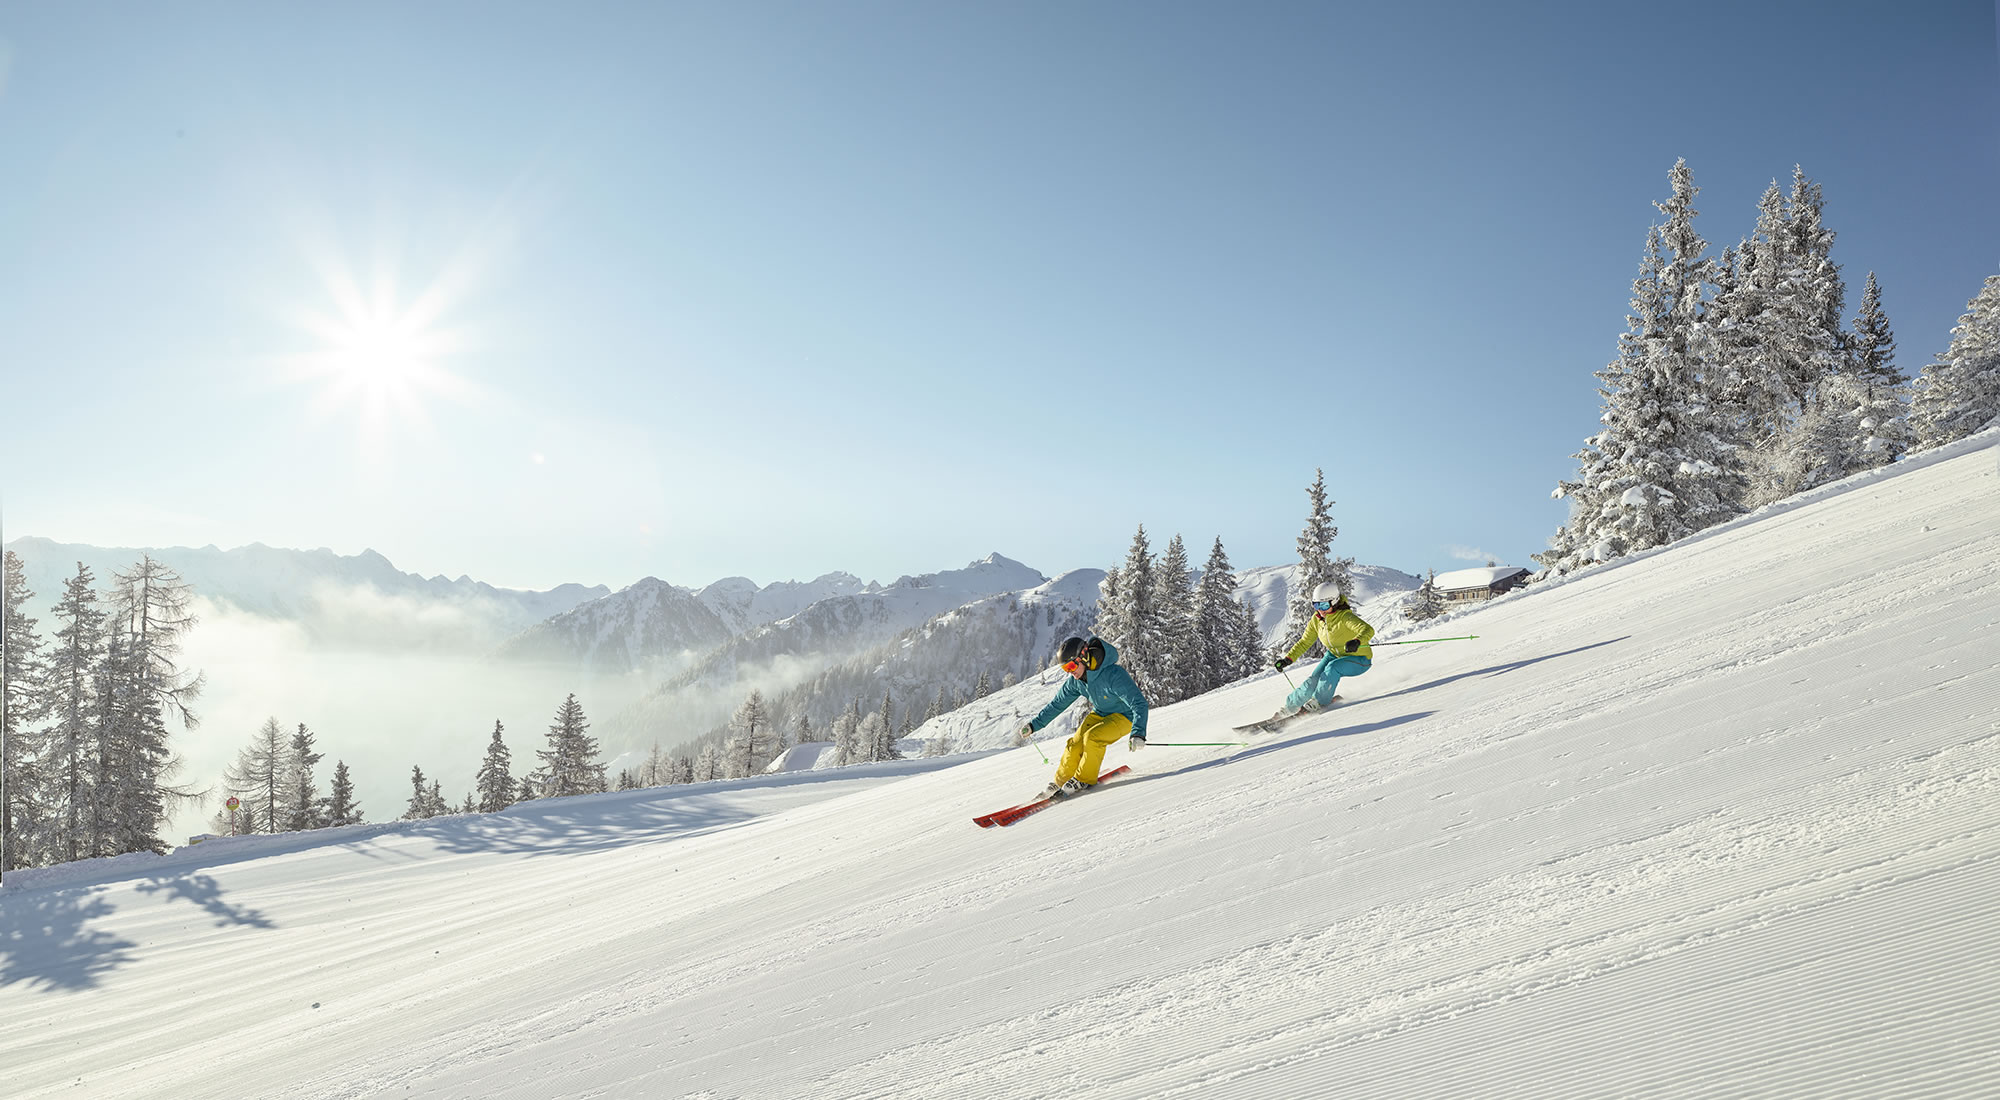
[3,431,1998,1098]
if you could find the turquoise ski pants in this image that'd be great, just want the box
[1286,654,1371,712]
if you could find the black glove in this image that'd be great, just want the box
[1273,657,1292,671]
[1344,639,1360,653]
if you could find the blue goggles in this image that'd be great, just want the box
[1312,599,1335,612]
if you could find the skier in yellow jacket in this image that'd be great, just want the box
[1268,581,1374,721]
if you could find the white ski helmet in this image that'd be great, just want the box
[1311,581,1343,603]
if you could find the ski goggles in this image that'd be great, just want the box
[1312,599,1335,612]
[1061,657,1088,676]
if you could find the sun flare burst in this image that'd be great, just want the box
[285,248,481,458]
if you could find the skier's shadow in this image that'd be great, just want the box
[1366,637,1628,704]
[1123,638,1629,781]
[1127,711,1435,780]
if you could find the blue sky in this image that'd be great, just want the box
[3,1,1996,592]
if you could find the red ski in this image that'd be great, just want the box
[973,765,1131,828]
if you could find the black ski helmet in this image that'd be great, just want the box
[1059,636,1104,671]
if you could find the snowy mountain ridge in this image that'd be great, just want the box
[2,536,609,651]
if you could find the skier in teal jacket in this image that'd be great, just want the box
[1016,636,1150,798]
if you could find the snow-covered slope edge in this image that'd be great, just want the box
[2,434,1995,1099]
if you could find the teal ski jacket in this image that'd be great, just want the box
[1027,637,1151,740]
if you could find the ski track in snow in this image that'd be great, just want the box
[3,433,1997,1099]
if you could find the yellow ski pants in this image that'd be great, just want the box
[1056,712,1133,786]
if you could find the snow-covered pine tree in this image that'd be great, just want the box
[326,760,362,826]
[517,774,537,802]
[1539,161,1740,573]
[535,693,606,797]
[973,671,991,699]
[1281,469,1348,649]
[1710,180,1796,465]
[1714,169,1858,503]
[1187,537,1234,697]
[46,565,106,863]
[694,743,721,782]
[874,689,902,761]
[1093,565,1127,661]
[404,765,433,821]
[1099,526,1162,696]
[1153,534,1198,705]
[1909,272,2000,448]
[1844,271,1909,468]
[222,717,286,834]
[728,690,772,777]
[425,779,448,818]
[2,551,48,870]
[282,723,326,831]
[1405,570,1447,622]
[475,721,513,813]
[75,556,204,856]
[829,700,862,767]
[794,712,814,747]
[1232,594,1267,676]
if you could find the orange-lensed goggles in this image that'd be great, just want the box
[1062,657,1088,676]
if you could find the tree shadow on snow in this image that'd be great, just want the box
[423,795,768,860]
[137,872,274,930]
[0,887,139,992]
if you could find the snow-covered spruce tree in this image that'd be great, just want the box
[2,551,49,870]
[727,690,772,777]
[794,712,814,748]
[475,721,514,813]
[1538,161,1740,574]
[282,723,326,831]
[1910,272,2000,448]
[86,625,134,857]
[1232,594,1267,674]
[872,689,902,762]
[1713,169,1858,503]
[222,717,287,834]
[1099,525,1163,696]
[535,693,606,797]
[1405,570,1447,622]
[1281,469,1351,650]
[1188,537,1250,697]
[326,760,363,826]
[404,765,433,820]
[45,564,106,863]
[829,698,863,767]
[1152,534,1199,705]
[1845,271,1910,467]
[1093,567,1126,653]
[425,779,448,818]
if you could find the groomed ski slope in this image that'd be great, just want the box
[3,431,1997,1099]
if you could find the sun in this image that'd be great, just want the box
[326,313,427,396]
[287,271,474,456]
